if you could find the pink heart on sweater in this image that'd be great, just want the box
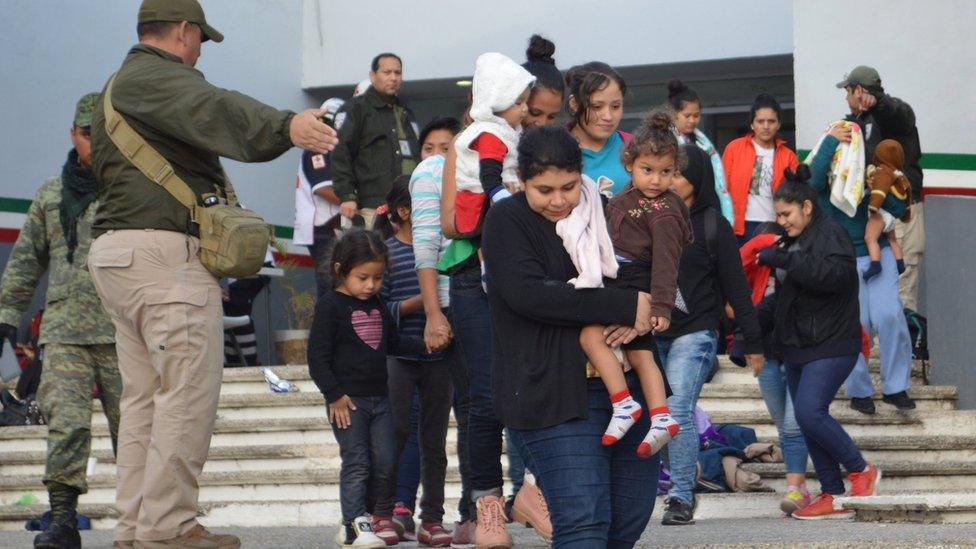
[351,309,383,350]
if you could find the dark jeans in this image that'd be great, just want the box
[450,266,504,497]
[307,231,334,299]
[394,393,421,509]
[388,356,454,523]
[785,354,867,495]
[447,338,476,521]
[509,372,660,548]
[506,428,526,495]
[331,396,396,522]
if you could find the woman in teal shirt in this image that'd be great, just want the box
[566,62,631,196]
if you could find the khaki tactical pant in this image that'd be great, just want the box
[39,343,121,493]
[895,202,925,311]
[359,207,378,231]
[88,230,223,542]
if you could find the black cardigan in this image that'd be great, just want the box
[481,193,639,430]
[756,211,862,364]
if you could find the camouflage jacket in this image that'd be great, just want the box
[0,177,114,345]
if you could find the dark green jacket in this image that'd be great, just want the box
[90,44,295,237]
[331,87,420,208]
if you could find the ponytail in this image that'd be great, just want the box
[372,175,412,240]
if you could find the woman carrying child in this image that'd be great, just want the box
[482,125,660,548]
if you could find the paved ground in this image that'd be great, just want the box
[4,519,976,548]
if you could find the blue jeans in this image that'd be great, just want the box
[394,393,421,509]
[756,359,809,474]
[786,355,867,495]
[506,428,526,495]
[658,329,718,504]
[450,267,504,497]
[846,248,913,398]
[331,396,396,521]
[509,372,660,549]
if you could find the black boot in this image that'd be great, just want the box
[34,482,81,549]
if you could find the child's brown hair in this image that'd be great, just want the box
[621,107,686,169]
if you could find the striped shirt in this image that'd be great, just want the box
[409,155,451,308]
[382,237,441,361]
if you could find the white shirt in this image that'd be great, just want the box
[293,150,340,246]
[744,140,776,222]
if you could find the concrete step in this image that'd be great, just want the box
[836,494,976,524]
[710,356,929,386]
[742,461,976,492]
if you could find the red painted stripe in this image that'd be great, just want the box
[0,228,19,244]
[0,228,313,267]
[923,187,976,198]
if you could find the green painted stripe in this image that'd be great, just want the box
[0,196,296,239]
[797,150,976,171]
[0,197,32,214]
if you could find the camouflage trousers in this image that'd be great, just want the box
[38,343,121,493]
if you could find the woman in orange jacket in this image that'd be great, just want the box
[722,94,799,244]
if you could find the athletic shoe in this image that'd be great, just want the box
[510,481,551,542]
[780,486,812,515]
[392,503,416,541]
[370,515,400,546]
[882,391,916,410]
[474,495,512,548]
[661,496,695,525]
[417,522,452,547]
[850,397,876,415]
[792,493,854,520]
[849,464,882,497]
[334,516,387,548]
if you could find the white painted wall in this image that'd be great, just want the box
[1,0,313,230]
[301,0,794,88]
[793,0,976,157]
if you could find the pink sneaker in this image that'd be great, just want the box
[510,482,551,542]
[474,496,512,548]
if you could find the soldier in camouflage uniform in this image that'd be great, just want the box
[0,93,120,549]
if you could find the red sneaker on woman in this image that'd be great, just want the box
[792,493,854,520]
[849,464,882,497]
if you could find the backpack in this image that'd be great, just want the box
[904,308,929,382]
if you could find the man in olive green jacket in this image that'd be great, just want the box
[0,93,121,549]
[332,53,420,228]
[87,1,337,547]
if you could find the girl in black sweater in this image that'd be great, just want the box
[756,166,880,520]
[481,126,659,547]
[306,230,429,547]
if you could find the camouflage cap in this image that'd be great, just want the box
[138,0,224,43]
[836,65,882,89]
[74,93,100,128]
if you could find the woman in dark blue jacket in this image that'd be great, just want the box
[756,165,880,520]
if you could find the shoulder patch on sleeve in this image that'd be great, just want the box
[311,154,326,170]
[334,112,347,130]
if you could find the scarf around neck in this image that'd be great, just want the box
[59,149,97,264]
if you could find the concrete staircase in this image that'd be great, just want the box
[0,358,971,530]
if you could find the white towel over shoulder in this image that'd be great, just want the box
[557,175,619,289]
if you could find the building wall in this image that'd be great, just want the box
[302,0,793,88]
[794,0,976,407]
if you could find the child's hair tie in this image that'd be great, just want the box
[375,204,390,216]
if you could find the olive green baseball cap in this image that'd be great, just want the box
[836,65,881,89]
[138,0,224,43]
[74,93,100,128]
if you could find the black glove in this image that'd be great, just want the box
[757,245,780,267]
[0,323,17,351]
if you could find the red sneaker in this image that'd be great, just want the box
[370,515,400,546]
[849,464,882,497]
[417,522,452,547]
[792,493,854,520]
